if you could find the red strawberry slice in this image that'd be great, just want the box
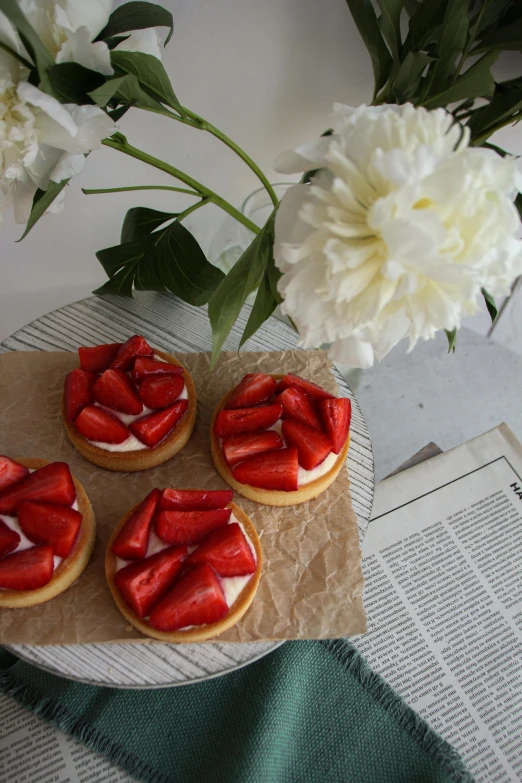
[110,335,154,371]
[149,563,228,632]
[138,375,184,410]
[130,399,188,447]
[0,456,29,493]
[112,488,161,560]
[279,373,334,401]
[155,508,231,546]
[232,447,299,491]
[280,387,322,430]
[115,545,187,617]
[0,545,54,590]
[222,431,283,467]
[63,368,97,423]
[214,404,282,437]
[18,501,82,559]
[74,406,130,444]
[160,489,233,512]
[132,357,183,382]
[0,519,21,558]
[225,373,277,409]
[78,343,122,373]
[319,398,351,454]
[282,419,332,470]
[92,369,143,415]
[186,522,256,577]
[0,462,76,515]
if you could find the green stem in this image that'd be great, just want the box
[82,185,199,196]
[102,136,260,234]
[471,112,522,146]
[178,106,279,208]
[176,198,209,222]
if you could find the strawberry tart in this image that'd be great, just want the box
[0,456,95,609]
[210,372,351,506]
[106,487,262,642]
[61,335,196,472]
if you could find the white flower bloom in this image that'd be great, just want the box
[0,55,115,225]
[274,103,522,368]
[114,28,162,60]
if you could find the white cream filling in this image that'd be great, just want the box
[0,491,79,582]
[227,418,340,487]
[115,512,256,625]
[87,382,188,453]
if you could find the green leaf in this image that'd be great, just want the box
[1,0,54,93]
[345,0,392,95]
[111,50,181,112]
[95,221,223,305]
[108,102,135,121]
[47,63,105,104]
[481,288,498,324]
[95,2,174,46]
[516,193,522,222]
[105,35,131,50]
[429,0,469,93]
[425,51,498,108]
[88,75,132,107]
[266,252,283,304]
[405,0,447,50]
[112,72,172,114]
[17,180,69,241]
[208,212,276,368]
[468,86,522,141]
[239,272,278,349]
[376,0,403,61]
[445,328,457,353]
[478,16,522,50]
[392,51,433,99]
[121,207,176,243]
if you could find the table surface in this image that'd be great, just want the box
[3,291,522,781]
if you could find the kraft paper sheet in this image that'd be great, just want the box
[0,349,366,645]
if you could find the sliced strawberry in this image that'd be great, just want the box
[63,368,97,423]
[115,545,187,617]
[0,462,76,515]
[78,343,122,373]
[112,488,161,560]
[232,447,298,491]
[110,335,154,371]
[280,373,335,401]
[214,403,282,437]
[92,369,143,415]
[132,357,183,382]
[138,375,184,410]
[282,419,332,470]
[225,373,277,409]
[280,387,322,429]
[0,456,29,493]
[129,400,188,447]
[0,519,21,558]
[160,489,233,512]
[18,501,82,559]
[319,398,351,454]
[74,406,130,444]
[149,563,228,632]
[222,431,283,467]
[0,545,54,590]
[186,523,256,577]
[155,508,231,546]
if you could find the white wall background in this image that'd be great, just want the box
[1,0,521,343]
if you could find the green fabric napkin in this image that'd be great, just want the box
[0,640,473,783]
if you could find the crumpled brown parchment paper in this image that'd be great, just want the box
[0,349,366,644]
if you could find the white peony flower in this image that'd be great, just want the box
[0,1,163,79]
[0,51,115,224]
[274,103,522,368]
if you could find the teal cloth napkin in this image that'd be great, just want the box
[0,640,473,783]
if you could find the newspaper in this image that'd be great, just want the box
[2,423,522,782]
[356,423,522,782]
